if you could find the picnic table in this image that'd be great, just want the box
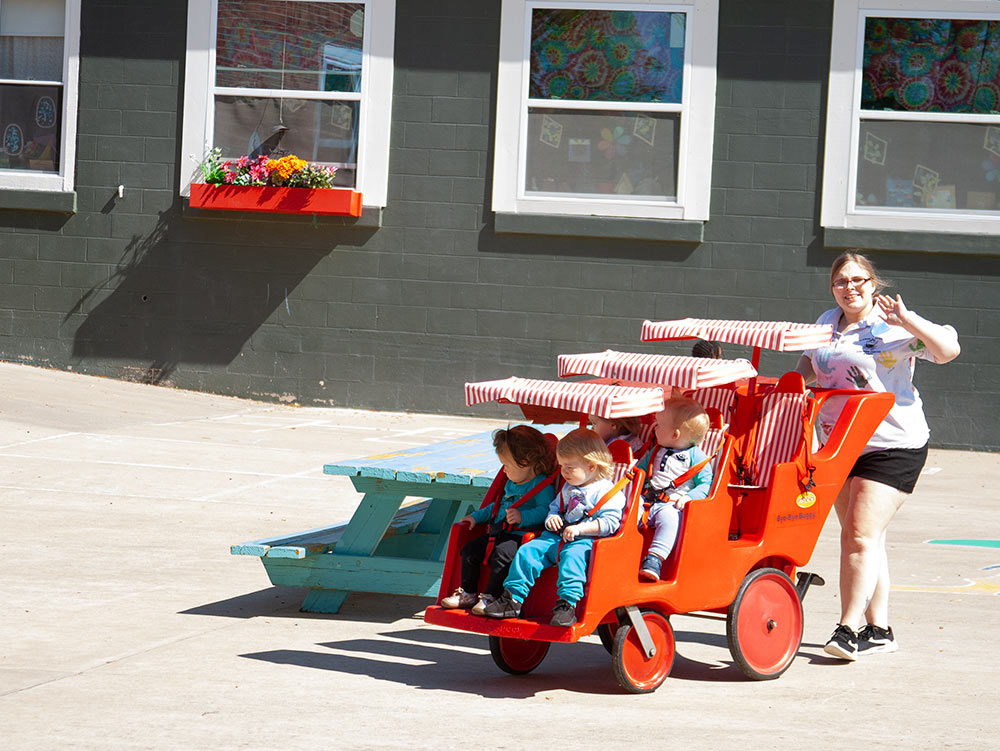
[231,426,566,613]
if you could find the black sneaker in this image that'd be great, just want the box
[857,624,897,655]
[483,589,522,619]
[639,553,662,582]
[549,598,577,627]
[823,624,858,661]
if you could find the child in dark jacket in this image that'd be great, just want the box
[440,425,557,615]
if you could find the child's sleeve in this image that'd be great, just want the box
[686,447,714,501]
[469,504,492,525]
[518,483,556,529]
[592,489,626,537]
[470,480,508,525]
[544,490,563,525]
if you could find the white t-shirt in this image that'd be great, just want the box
[803,306,957,452]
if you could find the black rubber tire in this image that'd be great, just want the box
[597,622,618,654]
[488,635,550,675]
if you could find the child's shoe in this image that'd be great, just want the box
[823,624,858,661]
[470,594,495,616]
[857,624,897,655]
[638,553,662,581]
[549,598,577,627]
[440,588,478,609]
[483,589,522,619]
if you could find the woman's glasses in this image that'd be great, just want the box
[832,276,871,290]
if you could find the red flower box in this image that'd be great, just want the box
[189,183,363,217]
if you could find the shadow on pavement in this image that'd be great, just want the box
[180,588,436,624]
[238,624,765,695]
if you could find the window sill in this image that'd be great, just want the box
[494,212,704,243]
[0,189,77,214]
[824,227,1000,256]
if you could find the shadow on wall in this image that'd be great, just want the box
[69,208,338,385]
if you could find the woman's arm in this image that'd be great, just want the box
[877,295,960,364]
[795,354,817,385]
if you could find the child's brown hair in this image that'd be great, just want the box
[556,427,614,480]
[493,425,557,477]
[662,397,710,447]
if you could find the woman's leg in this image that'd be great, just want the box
[836,477,906,630]
[864,529,891,627]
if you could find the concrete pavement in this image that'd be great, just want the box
[1,361,998,750]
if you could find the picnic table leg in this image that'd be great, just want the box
[415,498,479,561]
[298,491,405,614]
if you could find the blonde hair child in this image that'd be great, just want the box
[484,427,627,627]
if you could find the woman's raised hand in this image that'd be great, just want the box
[876,294,911,327]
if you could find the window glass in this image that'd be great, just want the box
[856,119,1000,211]
[213,96,358,185]
[0,0,64,173]
[215,0,364,92]
[854,16,1000,214]
[524,7,686,203]
[525,108,678,198]
[212,0,364,187]
[862,18,1000,113]
[529,9,685,102]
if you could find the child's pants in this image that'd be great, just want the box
[459,532,521,596]
[646,502,681,560]
[503,530,593,605]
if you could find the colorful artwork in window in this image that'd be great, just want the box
[862,17,1000,113]
[530,9,685,103]
[0,84,61,171]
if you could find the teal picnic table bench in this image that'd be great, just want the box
[232,428,544,614]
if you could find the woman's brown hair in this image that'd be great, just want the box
[830,250,890,295]
[493,425,557,477]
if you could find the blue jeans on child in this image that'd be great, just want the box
[646,502,681,560]
[503,530,593,605]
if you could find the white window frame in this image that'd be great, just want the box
[0,0,80,193]
[823,0,1000,235]
[493,0,718,221]
[180,0,395,206]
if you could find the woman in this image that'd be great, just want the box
[796,251,960,661]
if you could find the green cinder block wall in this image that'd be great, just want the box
[0,0,995,450]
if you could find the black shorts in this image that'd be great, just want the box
[848,444,929,494]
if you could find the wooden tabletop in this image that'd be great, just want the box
[324,424,571,487]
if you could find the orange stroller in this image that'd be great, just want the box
[424,319,893,692]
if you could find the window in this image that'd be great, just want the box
[493,1,718,221]
[181,0,395,206]
[823,0,1000,235]
[0,0,80,193]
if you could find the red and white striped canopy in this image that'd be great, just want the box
[465,377,664,418]
[557,350,757,389]
[640,318,833,352]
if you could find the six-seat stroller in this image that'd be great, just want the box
[424,319,894,692]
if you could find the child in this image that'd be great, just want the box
[691,339,724,359]
[440,425,557,615]
[639,397,714,581]
[588,413,645,455]
[484,428,626,627]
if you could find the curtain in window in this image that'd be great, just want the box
[530,9,684,103]
[862,18,1000,113]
